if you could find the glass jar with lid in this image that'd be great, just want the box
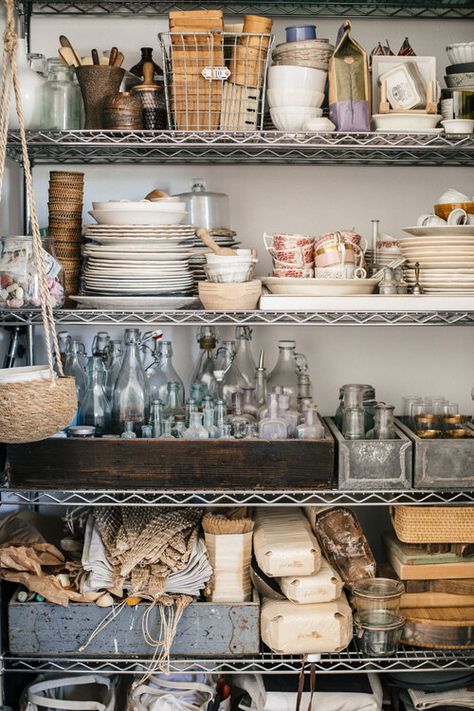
[41,59,82,130]
[0,235,65,308]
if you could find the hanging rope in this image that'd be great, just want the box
[0,0,64,378]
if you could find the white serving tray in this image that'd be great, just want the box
[259,293,474,312]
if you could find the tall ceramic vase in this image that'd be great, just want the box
[75,66,125,129]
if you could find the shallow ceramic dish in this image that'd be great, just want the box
[267,87,325,109]
[92,200,185,211]
[447,42,474,65]
[372,113,442,131]
[270,106,323,131]
[403,225,474,237]
[70,295,198,309]
[267,65,327,94]
[262,276,379,296]
[446,62,474,75]
[442,118,474,134]
[88,209,187,226]
[445,72,474,89]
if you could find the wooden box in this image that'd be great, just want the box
[8,594,260,656]
[6,433,335,489]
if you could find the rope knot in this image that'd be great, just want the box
[2,27,18,56]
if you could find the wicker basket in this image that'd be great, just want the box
[392,506,474,544]
[272,39,334,71]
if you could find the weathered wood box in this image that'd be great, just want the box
[396,418,474,490]
[6,433,335,489]
[324,417,412,490]
[8,594,260,656]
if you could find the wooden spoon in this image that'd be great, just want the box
[59,35,81,66]
[197,228,237,256]
[113,51,124,68]
[91,48,100,65]
[58,46,80,68]
[108,47,118,66]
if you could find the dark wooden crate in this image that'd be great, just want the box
[6,432,335,489]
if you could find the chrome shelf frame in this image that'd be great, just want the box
[5,647,474,675]
[2,309,474,327]
[2,487,474,507]
[7,130,474,167]
[14,0,474,18]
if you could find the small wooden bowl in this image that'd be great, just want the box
[434,202,474,220]
[199,279,261,310]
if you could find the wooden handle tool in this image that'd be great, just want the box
[108,47,118,66]
[59,35,81,66]
[58,46,80,68]
[91,48,100,65]
[113,51,124,68]
[197,228,237,256]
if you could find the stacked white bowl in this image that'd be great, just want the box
[205,249,257,283]
[267,65,327,131]
[89,200,187,226]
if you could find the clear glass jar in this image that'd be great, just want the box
[112,328,150,435]
[41,59,82,130]
[366,404,396,440]
[352,578,405,618]
[335,384,376,432]
[355,612,405,657]
[343,406,365,440]
[0,236,65,308]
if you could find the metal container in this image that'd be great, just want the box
[175,179,230,231]
[396,418,474,489]
[8,593,260,656]
[325,417,412,490]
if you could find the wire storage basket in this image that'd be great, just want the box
[159,30,274,131]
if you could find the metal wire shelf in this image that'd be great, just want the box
[5,647,474,675]
[2,486,474,507]
[14,0,474,18]
[7,130,474,166]
[2,309,474,327]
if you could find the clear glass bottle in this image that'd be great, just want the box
[159,419,174,439]
[297,362,313,413]
[298,397,314,423]
[141,424,153,438]
[191,326,218,398]
[92,331,110,363]
[147,340,184,406]
[164,381,185,419]
[64,339,87,405]
[190,382,206,408]
[57,330,71,372]
[259,393,288,440]
[220,423,234,440]
[41,59,81,130]
[185,397,198,427]
[267,340,299,408]
[343,406,366,440]
[335,384,377,432]
[203,408,220,439]
[229,391,255,438]
[150,399,163,437]
[297,407,325,440]
[215,398,228,435]
[278,391,299,438]
[113,328,150,435]
[215,340,235,373]
[121,421,137,439]
[259,385,283,421]
[172,416,186,438]
[7,39,45,129]
[184,411,209,439]
[105,340,123,401]
[223,327,256,404]
[244,423,259,439]
[242,386,259,419]
[255,350,267,407]
[79,356,111,436]
[367,404,396,440]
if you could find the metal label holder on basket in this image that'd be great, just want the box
[159,31,274,132]
[0,0,77,444]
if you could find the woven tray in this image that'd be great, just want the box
[392,506,474,544]
[401,606,474,649]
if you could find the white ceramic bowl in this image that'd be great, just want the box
[447,42,474,65]
[267,65,327,94]
[92,200,186,212]
[441,118,474,134]
[205,264,255,283]
[205,249,254,265]
[372,113,442,132]
[267,87,325,109]
[88,209,187,225]
[270,106,323,131]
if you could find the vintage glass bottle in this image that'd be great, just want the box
[278,391,299,437]
[267,340,299,408]
[297,406,325,440]
[191,326,218,398]
[215,398,228,435]
[64,339,87,405]
[159,419,174,439]
[113,328,150,435]
[203,407,220,439]
[184,411,209,439]
[255,350,268,407]
[242,386,259,419]
[79,356,112,436]
[147,340,184,406]
[105,340,123,401]
[92,331,111,363]
[41,60,81,130]
[367,404,396,440]
[222,327,256,404]
[229,391,255,438]
[164,381,185,419]
[121,421,137,439]
[57,330,71,372]
[150,399,163,437]
[259,393,287,440]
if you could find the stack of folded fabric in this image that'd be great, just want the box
[253,507,353,655]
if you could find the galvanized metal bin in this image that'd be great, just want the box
[396,418,474,490]
[8,594,260,657]
[324,417,412,490]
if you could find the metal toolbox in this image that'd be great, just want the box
[8,593,260,657]
[396,418,474,490]
[324,417,412,490]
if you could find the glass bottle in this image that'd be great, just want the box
[92,331,111,363]
[121,421,137,439]
[7,39,45,129]
[244,423,259,439]
[242,386,259,419]
[184,411,209,439]
[259,393,288,440]
[185,397,198,427]
[335,384,377,432]
[215,398,228,435]
[164,381,185,419]
[298,397,314,422]
[220,423,234,440]
[267,340,299,408]
[141,424,153,438]
[229,391,255,439]
[255,350,268,407]
[147,340,185,406]
[41,59,81,130]
[278,391,299,437]
[172,416,186,438]
[64,339,87,405]
[259,385,283,421]
[297,360,313,413]
[222,327,256,404]
[150,399,163,437]
[79,356,111,436]
[203,408,220,439]
[190,326,218,398]
[129,47,163,81]
[159,419,174,439]
[57,330,71,371]
[343,407,365,440]
[105,340,123,401]
[215,340,236,373]
[297,407,325,440]
[367,404,396,440]
[113,328,150,435]
[190,382,206,407]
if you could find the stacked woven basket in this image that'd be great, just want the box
[272,38,334,72]
[48,171,84,303]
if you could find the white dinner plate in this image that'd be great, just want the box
[403,258,474,267]
[262,277,379,296]
[86,236,194,246]
[403,226,474,237]
[70,295,199,309]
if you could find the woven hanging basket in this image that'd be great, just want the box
[0,0,78,443]
[392,506,474,544]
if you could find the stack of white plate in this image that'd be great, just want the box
[399,225,474,293]
[188,229,240,282]
[82,224,197,297]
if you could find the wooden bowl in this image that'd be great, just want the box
[198,279,261,310]
[434,202,474,220]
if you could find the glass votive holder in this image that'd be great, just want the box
[414,414,440,431]
[352,578,405,617]
[354,611,405,657]
[418,429,442,439]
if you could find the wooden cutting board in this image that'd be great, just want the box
[402,591,474,608]
[387,547,474,580]
[405,578,474,594]
[384,532,474,565]
[402,606,474,649]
